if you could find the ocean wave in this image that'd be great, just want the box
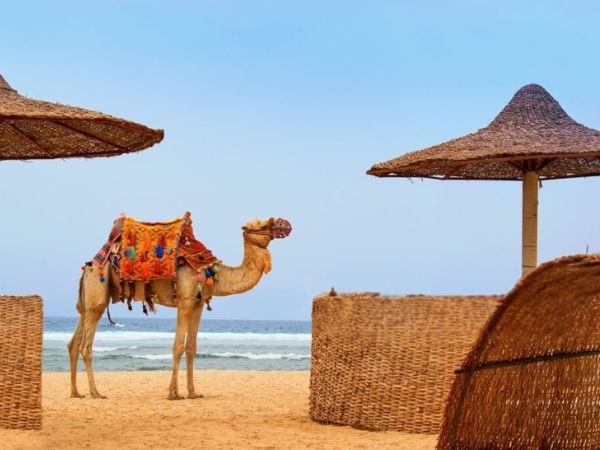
[93,345,138,352]
[44,331,174,342]
[199,332,311,342]
[206,352,310,360]
[129,352,310,361]
[44,331,311,343]
[131,354,172,360]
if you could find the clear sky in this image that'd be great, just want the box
[1,1,599,320]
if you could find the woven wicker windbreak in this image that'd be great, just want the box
[0,74,163,160]
[438,254,600,450]
[0,295,43,430]
[310,292,501,434]
[368,84,600,181]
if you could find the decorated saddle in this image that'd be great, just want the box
[89,212,220,313]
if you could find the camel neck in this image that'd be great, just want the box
[209,238,271,297]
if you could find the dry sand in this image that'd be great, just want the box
[1,371,437,449]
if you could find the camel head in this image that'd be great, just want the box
[242,217,292,250]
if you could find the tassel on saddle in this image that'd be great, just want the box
[94,213,221,320]
[127,281,135,311]
[119,280,126,303]
[143,283,154,316]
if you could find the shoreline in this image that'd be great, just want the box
[43,317,313,372]
[1,371,437,449]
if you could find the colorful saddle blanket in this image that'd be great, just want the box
[92,212,219,282]
[119,217,182,281]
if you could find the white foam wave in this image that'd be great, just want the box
[44,331,311,343]
[93,346,138,352]
[44,331,175,342]
[209,352,310,360]
[130,352,310,361]
[132,354,172,360]
[200,332,311,342]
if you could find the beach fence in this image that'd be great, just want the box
[438,254,600,450]
[310,292,500,434]
[0,296,43,430]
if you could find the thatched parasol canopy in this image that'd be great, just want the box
[0,74,163,161]
[368,84,600,276]
[367,84,600,181]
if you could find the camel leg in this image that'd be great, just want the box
[77,265,109,399]
[67,318,85,398]
[186,301,204,399]
[168,297,194,400]
[80,306,106,399]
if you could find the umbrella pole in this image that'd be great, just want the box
[522,171,539,277]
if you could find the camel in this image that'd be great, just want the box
[68,217,291,400]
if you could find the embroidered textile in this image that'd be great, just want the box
[118,218,183,282]
[91,213,220,282]
[92,216,125,268]
[178,220,220,272]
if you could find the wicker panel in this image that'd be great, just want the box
[310,292,500,434]
[438,254,600,450]
[0,295,43,430]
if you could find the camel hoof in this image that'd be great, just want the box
[71,393,85,399]
[167,389,183,400]
[187,393,204,399]
[90,393,107,399]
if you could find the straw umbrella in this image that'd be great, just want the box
[0,74,163,160]
[368,84,600,276]
[0,73,162,423]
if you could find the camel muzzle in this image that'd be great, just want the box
[272,218,292,239]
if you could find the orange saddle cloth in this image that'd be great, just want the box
[117,212,219,282]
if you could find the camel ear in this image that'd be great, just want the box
[242,220,255,231]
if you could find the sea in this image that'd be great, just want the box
[44,317,311,372]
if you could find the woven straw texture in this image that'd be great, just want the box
[368,84,600,180]
[438,254,600,450]
[0,74,163,160]
[310,292,501,434]
[0,295,43,430]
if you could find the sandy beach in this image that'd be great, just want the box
[1,371,436,449]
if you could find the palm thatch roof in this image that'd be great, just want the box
[0,74,164,161]
[367,84,600,181]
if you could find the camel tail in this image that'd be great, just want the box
[103,265,117,327]
[106,301,117,326]
[77,263,117,326]
[76,269,86,315]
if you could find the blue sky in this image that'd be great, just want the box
[1,1,599,319]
